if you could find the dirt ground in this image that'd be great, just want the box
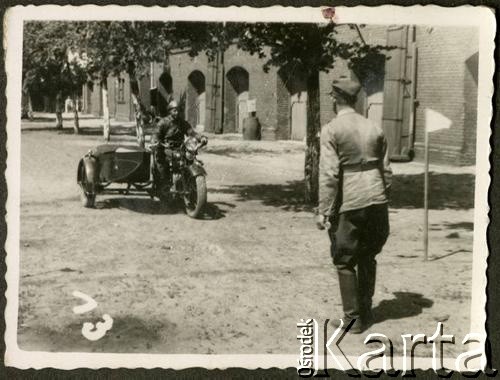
[15,114,475,359]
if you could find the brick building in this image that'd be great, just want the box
[82,24,479,165]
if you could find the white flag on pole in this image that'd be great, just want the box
[425,108,453,133]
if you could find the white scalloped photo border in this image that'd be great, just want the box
[3,4,495,371]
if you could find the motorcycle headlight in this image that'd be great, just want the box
[185,137,198,152]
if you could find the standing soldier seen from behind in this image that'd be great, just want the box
[317,77,392,334]
[152,100,206,197]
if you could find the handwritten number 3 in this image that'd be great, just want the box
[81,314,113,341]
[73,291,114,341]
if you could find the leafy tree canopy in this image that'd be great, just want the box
[236,22,388,77]
[23,21,87,97]
[81,21,172,81]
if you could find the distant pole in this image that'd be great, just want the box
[218,21,226,134]
[423,108,452,261]
[150,62,154,89]
[423,125,429,261]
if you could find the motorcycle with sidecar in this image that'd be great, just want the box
[77,134,208,218]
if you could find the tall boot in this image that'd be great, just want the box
[358,256,377,326]
[157,161,171,203]
[333,267,363,334]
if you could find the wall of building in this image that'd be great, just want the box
[462,51,479,165]
[223,45,279,139]
[320,25,388,127]
[89,81,102,117]
[413,26,478,165]
[330,24,479,166]
[168,46,280,139]
[137,64,158,111]
[116,74,133,121]
[107,76,116,118]
[168,53,209,131]
[84,24,479,166]
[170,53,208,102]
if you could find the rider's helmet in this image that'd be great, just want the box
[167,100,179,112]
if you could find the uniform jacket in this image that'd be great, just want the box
[318,107,392,216]
[153,116,197,147]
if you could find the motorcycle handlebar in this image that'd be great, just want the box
[149,137,207,151]
[149,142,170,149]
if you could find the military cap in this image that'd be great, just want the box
[331,77,361,97]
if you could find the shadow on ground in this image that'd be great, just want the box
[211,180,313,212]
[22,114,98,122]
[77,126,143,136]
[391,172,475,209]
[429,249,471,261]
[22,125,149,137]
[96,197,173,214]
[206,145,303,157]
[441,221,474,231]
[22,126,72,133]
[198,202,233,220]
[22,116,57,122]
[373,292,434,324]
[96,197,228,220]
[18,315,175,353]
[210,172,474,212]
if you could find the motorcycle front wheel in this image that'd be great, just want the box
[184,175,207,219]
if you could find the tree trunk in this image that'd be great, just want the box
[55,91,63,129]
[27,92,33,120]
[132,93,145,148]
[72,94,80,134]
[21,90,34,120]
[101,77,110,142]
[304,73,321,205]
[128,61,145,148]
[21,78,34,120]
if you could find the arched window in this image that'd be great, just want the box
[187,71,206,130]
[225,66,249,133]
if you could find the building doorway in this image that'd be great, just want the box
[187,71,206,131]
[380,25,417,160]
[278,67,308,141]
[225,66,249,133]
[290,90,307,141]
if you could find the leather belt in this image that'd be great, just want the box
[342,159,380,173]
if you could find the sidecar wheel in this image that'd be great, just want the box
[80,190,96,208]
[78,162,96,208]
[184,175,207,219]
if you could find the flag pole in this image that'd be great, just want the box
[424,122,429,261]
[423,108,452,261]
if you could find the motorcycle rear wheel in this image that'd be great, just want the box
[184,175,207,219]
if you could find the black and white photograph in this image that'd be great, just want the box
[3,5,495,372]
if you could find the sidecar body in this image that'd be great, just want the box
[77,144,152,207]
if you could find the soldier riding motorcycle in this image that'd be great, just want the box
[151,100,208,215]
